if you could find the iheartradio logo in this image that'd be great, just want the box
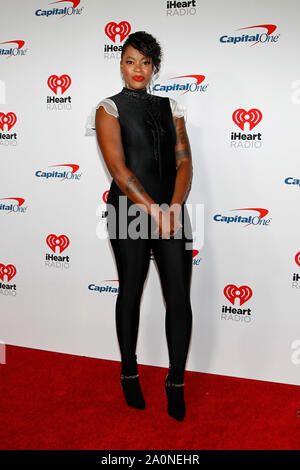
[104,21,131,59]
[45,234,70,269]
[224,284,253,306]
[231,108,262,149]
[0,263,16,282]
[46,75,72,110]
[47,75,71,95]
[232,108,262,131]
[105,21,131,42]
[46,234,69,254]
[295,252,300,268]
[221,284,253,323]
[0,112,17,131]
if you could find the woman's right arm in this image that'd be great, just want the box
[95,105,160,220]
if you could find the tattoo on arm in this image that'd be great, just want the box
[125,175,146,194]
[175,147,191,166]
[175,133,192,168]
[174,118,192,168]
[177,126,187,145]
[172,118,193,198]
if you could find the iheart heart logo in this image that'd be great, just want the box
[105,21,131,42]
[224,284,253,306]
[295,252,300,267]
[0,263,17,282]
[0,112,17,131]
[46,234,70,254]
[47,75,71,95]
[232,108,262,130]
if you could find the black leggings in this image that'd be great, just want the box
[109,233,193,371]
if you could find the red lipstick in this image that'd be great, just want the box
[133,75,144,82]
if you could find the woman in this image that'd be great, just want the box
[95,31,193,421]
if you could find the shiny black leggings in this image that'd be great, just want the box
[109,235,193,371]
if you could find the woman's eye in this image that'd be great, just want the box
[126,60,150,65]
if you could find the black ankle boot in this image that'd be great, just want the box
[165,374,186,421]
[120,355,145,410]
[120,373,145,410]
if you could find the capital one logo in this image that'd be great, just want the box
[0,40,27,58]
[224,284,253,305]
[232,109,262,130]
[220,24,280,46]
[0,112,17,131]
[295,252,300,267]
[47,75,71,94]
[35,1,83,18]
[36,163,81,181]
[0,263,17,282]
[46,234,69,253]
[105,21,131,42]
[0,197,26,214]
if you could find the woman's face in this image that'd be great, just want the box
[120,45,153,90]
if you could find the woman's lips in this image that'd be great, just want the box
[132,75,144,82]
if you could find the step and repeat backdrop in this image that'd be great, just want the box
[1,0,300,385]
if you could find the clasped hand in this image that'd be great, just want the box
[153,204,183,239]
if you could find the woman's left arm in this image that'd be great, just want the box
[170,116,193,208]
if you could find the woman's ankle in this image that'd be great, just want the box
[121,353,138,376]
[168,364,185,384]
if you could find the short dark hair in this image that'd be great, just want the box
[121,31,162,75]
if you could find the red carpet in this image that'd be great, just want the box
[0,344,300,450]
